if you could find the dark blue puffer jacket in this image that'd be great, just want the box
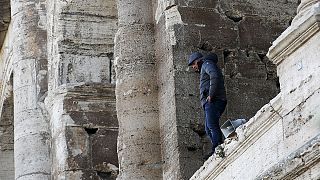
[200,54,227,106]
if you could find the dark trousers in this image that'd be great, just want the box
[203,99,227,152]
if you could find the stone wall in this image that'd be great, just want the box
[0,0,316,179]
[153,0,299,179]
[0,0,119,179]
[191,1,320,179]
[0,88,14,180]
[0,4,14,177]
[47,0,119,179]
[0,75,14,180]
[0,0,10,49]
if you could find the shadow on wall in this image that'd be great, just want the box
[0,74,14,180]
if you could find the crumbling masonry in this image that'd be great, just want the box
[0,0,319,180]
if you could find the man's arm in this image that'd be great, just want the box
[204,62,218,102]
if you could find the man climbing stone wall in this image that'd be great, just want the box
[153,0,299,179]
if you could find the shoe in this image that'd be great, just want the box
[215,145,225,158]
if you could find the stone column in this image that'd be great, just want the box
[47,0,119,179]
[10,0,51,179]
[115,0,162,179]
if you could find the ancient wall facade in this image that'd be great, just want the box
[116,0,300,179]
[0,2,14,179]
[46,0,118,179]
[0,0,119,179]
[0,0,317,180]
[191,0,320,179]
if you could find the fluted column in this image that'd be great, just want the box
[10,0,51,179]
[115,0,162,179]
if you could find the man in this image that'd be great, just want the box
[188,52,227,159]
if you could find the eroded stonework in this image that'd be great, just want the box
[1,0,318,180]
[191,1,320,179]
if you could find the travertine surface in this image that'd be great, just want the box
[0,0,10,49]
[191,1,320,179]
[153,0,298,179]
[115,1,162,179]
[0,78,14,180]
[11,0,51,179]
[47,0,119,179]
[0,0,317,180]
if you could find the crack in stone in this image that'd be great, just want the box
[164,4,177,11]
[16,172,50,179]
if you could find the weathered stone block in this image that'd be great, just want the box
[220,0,298,21]
[65,126,90,170]
[14,133,51,179]
[225,77,278,120]
[179,7,238,50]
[57,54,111,85]
[239,16,287,50]
[0,150,14,180]
[283,88,320,152]
[277,34,320,113]
[0,0,10,48]
[91,129,118,170]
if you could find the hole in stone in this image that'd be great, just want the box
[223,49,232,59]
[288,17,293,26]
[191,124,206,137]
[84,127,98,135]
[225,11,243,23]
[97,171,112,179]
[187,146,197,151]
[276,77,281,91]
[257,53,266,61]
[198,41,213,51]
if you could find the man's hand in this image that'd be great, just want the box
[207,96,212,103]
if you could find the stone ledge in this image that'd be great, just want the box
[190,94,283,180]
[257,134,320,180]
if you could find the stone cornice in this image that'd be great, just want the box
[256,134,320,180]
[267,3,320,65]
[191,94,284,180]
[298,0,320,13]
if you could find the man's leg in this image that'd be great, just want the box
[205,100,226,151]
[204,112,211,142]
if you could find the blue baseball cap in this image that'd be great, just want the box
[188,52,203,66]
